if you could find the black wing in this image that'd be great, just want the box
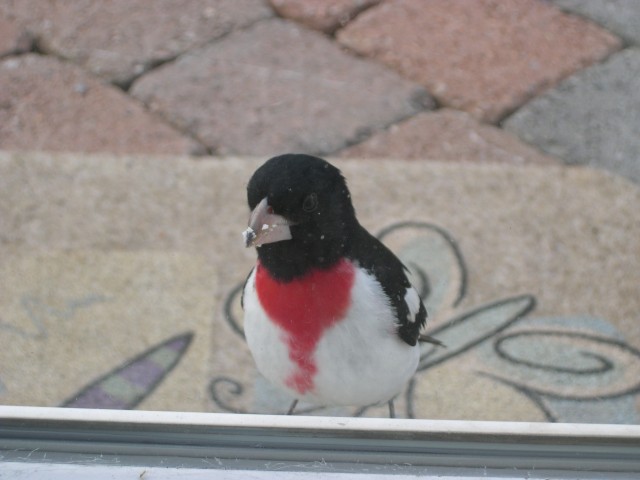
[348,225,427,346]
[239,266,255,311]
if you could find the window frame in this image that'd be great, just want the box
[1,406,639,478]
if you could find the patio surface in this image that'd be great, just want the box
[0,0,638,423]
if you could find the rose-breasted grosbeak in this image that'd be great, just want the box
[242,154,437,417]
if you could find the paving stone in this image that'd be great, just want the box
[553,0,640,45]
[0,54,203,155]
[504,48,640,184]
[0,13,31,57]
[269,0,380,33]
[1,151,639,422]
[131,19,432,156]
[0,0,47,24]
[337,0,621,122]
[339,109,558,164]
[0,0,273,86]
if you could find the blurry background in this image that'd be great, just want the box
[0,0,639,423]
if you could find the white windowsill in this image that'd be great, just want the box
[1,406,639,479]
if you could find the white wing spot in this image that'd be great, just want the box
[404,287,420,323]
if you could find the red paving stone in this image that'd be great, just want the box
[270,0,380,33]
[337,0,621,122]
[0,55,203,155]
[0,0,272,85]
[339,109,558,164]
[0,13,30,56]
[131,19,431,156]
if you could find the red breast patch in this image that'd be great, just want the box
[255,258,355,394]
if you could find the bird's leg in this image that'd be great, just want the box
[388,400,396,418]
[286,399,299,415]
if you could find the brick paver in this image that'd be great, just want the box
[553,0,640,45]
[339,109,557,164]
[0,13,30,57]
[1,0,272,86]
[269,0,380,33]
[131,18,432,156]
[0,55,202,155]
[338,0,621,122]
[505,48,640,183]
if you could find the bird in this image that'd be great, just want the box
[241,154,439,418]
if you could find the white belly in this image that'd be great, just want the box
[243,267,420,407]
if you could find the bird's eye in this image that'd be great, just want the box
[302,193,318,212]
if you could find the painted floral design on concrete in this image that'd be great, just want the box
[62,332,193,409]
[214,221,640,423]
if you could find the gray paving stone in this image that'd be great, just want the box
[504,48,640,184]
[0,54,203,155]
[554,0,640,45]
[0,0,273,86]
[131,18,432,156]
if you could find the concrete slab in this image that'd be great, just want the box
[131,19,431,156]
[0,0,273,86]
[0,251,215,412]
[337,0,621,122]
[504,48,640,184]
[1,151,639,423]
[338,109,559,164]
[0,55,203,155]
[269,0,380,33]
[553,0,640,45]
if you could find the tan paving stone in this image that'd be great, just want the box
[0,0,273,85]
[337,0,621,122]
[339,109,558,164]
[0,55,203,155]
[269,0,380,33]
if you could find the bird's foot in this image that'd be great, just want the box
[388,400,396,418]
[286,399,299,415]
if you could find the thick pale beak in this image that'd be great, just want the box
[242,197,294,248]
